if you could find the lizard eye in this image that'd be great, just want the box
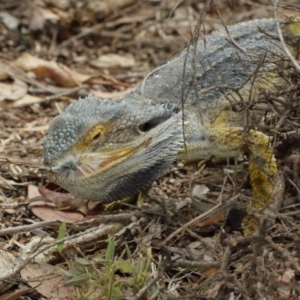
[92,132,101,141]
[87,126,103,144]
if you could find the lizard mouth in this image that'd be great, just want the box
[48,137,152,182]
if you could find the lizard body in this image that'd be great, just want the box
[44,17,300,233]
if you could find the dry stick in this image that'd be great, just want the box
[160,195,239,246]
[13,85,87,107]
[169,259,220,270]
[0,205,164,238]
[190,169,228,213]
[135,272,162,300]
[70,205,166,231]
[265,235,300,273]
[232,277,252,300]
[274,0,300,73]
[181,1,212,153]
[0,220,56,236]
[1,60,88,107]
[56,23,105,51]
[287,178,300,196]
[161,0,182,34]
[220,246,232,274]
[149,289,159,300]
[0,222,123,282]
[185,228,211,250]
[55,0,140,52]
[0,230,86,282]
[140,56,183,96]
[277,209,300,217]
[203,246,232,298]
[0,155,46,169]
[0,60,56,94]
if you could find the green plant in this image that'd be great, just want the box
[60,235,157,299]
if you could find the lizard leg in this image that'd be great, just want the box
[207,127,277,235]
[243,130,277,235]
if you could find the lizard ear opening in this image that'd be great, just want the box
[138,116,170,133]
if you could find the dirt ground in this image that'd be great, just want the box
[1,0,300,299]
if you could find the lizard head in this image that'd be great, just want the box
[44,94,183,202]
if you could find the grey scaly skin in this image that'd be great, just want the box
[44,17,300,218]
[44,97,183,202]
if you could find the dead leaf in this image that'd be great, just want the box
[0,12,19,30]
[29,7,45,31]
[38,185,88,211]
[0,288,33,300]
[0,250,18,294]
[9,94,41,107]
[191,184,213,213]
[27,184,42,199]
[13,125,49,131]
[0,176,16,190]
[196,211,225,228]
[0,155,44,169]
[28,185,86,222]
[192,184,210,198]
[175,197,192,210]
[76,0,138,22]
[0,80,28,101]
[277,268,295,298]
[30,205,84,222]
[205,268,220,277]
[45,0,70,10]
[48,7,70,22]
[0,71,8,81]
[19,236,56,263]
[20,263,72,299]
[91,53,135,68]
[91,87,133,99]
[14,53,92,87]
[0,82,41,108]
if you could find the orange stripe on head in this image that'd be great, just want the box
[76,137,152,179]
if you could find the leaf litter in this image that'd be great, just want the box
[0,0,300,299]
